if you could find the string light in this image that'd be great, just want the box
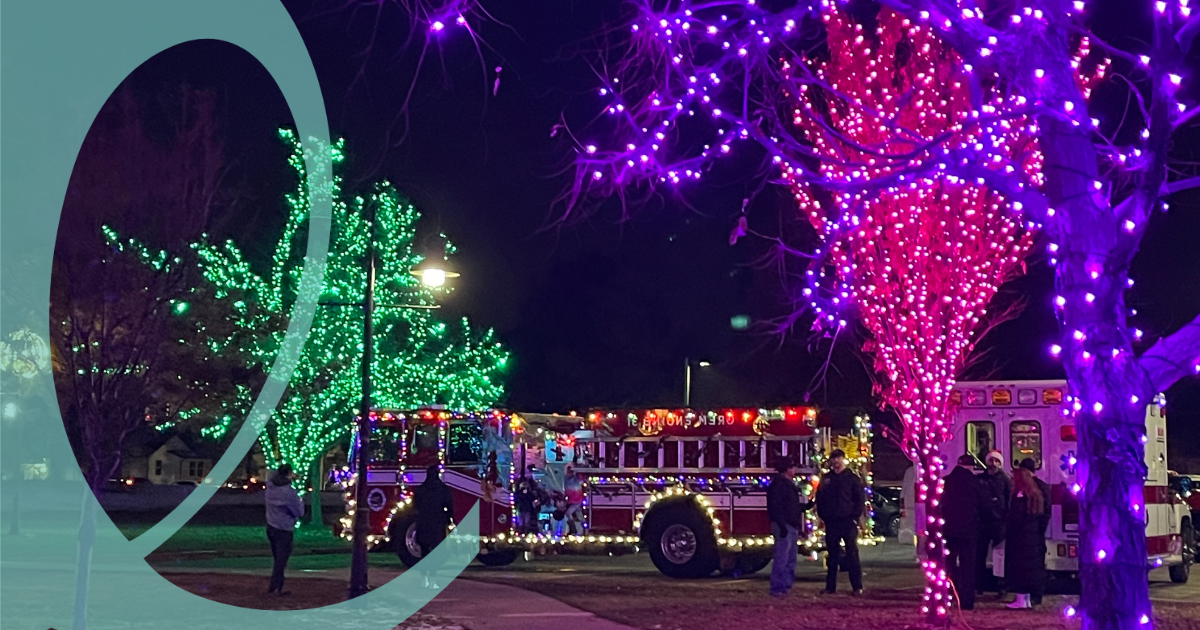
[109,129,509,481]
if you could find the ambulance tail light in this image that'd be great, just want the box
[1068,544,1078,558]
[1061,425,1077,442]
[1057,544,1067,557]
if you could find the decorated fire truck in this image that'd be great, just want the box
[920,380,1194,583]
[335,406,876,578]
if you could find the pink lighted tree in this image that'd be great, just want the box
[564,0,1200,627]
[785,9,1040,617]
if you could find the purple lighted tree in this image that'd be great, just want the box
[563,1,1200,627]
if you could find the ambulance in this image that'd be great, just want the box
[916,380,1194,583]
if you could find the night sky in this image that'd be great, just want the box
[99,1,1200,465]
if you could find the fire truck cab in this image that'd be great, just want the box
[337,406,874,579]
[933,380,1194,583]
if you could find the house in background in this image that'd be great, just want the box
[122,432,220,485]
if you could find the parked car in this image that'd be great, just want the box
[871,485,902,537]
[104,477,152,492]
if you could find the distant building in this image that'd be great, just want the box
[122,433,216,485]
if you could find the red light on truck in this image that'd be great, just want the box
[1061,425,1077,442]
[1043,389,1063,405]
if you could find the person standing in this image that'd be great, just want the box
[1004,467,1047,609]
[265,464,304,596]
[563,465,585,536]
[941,454,988,610]
[514,476,537,534]
[413,464,455,589]
[816,449,866,595]
[767,456,809,597]
[977,449,1012,596]
[1019,458,1052,606]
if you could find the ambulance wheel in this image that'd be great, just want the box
[476,550,519,567]
[642,502,719,579]
[389,512,423,569]
[1170,519,1193,584]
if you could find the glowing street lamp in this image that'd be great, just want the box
[411,263,460,288]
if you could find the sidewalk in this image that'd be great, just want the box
[420,579,640,630]
[154,564,640,630]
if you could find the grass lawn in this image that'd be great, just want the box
[122,523,349,554]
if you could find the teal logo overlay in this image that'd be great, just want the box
[0,2,476,629]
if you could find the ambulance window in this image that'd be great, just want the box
[448,422,482,466]
[1010,421,1042,470]
[965,422,995,470]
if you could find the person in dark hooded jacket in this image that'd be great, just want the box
[413,464,455,588]
[941,454,988,609]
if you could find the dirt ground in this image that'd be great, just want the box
[471,572,1200,630]
[161,570,1200,630]
[163,572,462,629]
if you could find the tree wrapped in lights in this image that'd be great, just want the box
[786,9,1042,616]
[569,1,1200,627]
[570,2,1043,617]
[112,128,510,496]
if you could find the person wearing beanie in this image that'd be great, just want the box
[264,464,304,596]
[941,454,988,609]
[767,455,811,597]
[977,449,1012,597]
[816,448,866,595]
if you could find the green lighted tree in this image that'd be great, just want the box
[109,128,510,500]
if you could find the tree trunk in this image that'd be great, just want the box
[915,448,952,623]
[1040,112,1152,630]
[72,484,98,630]
[307,457,323,526]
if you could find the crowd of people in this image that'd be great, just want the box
[513,465,586,537]
[942,452,1051,610]
[765,448,1052,611]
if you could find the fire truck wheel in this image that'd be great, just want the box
[389,512,423,569]
[476,550,519,567]
[1170,519,1193,584]
[642,503,719,579]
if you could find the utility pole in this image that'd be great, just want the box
[347,207,376,599]
[684,357,691,407]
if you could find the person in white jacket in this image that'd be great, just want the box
[265,464,304,596]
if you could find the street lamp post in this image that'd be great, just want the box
[684,358,710,407]
[335,206,454,599]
